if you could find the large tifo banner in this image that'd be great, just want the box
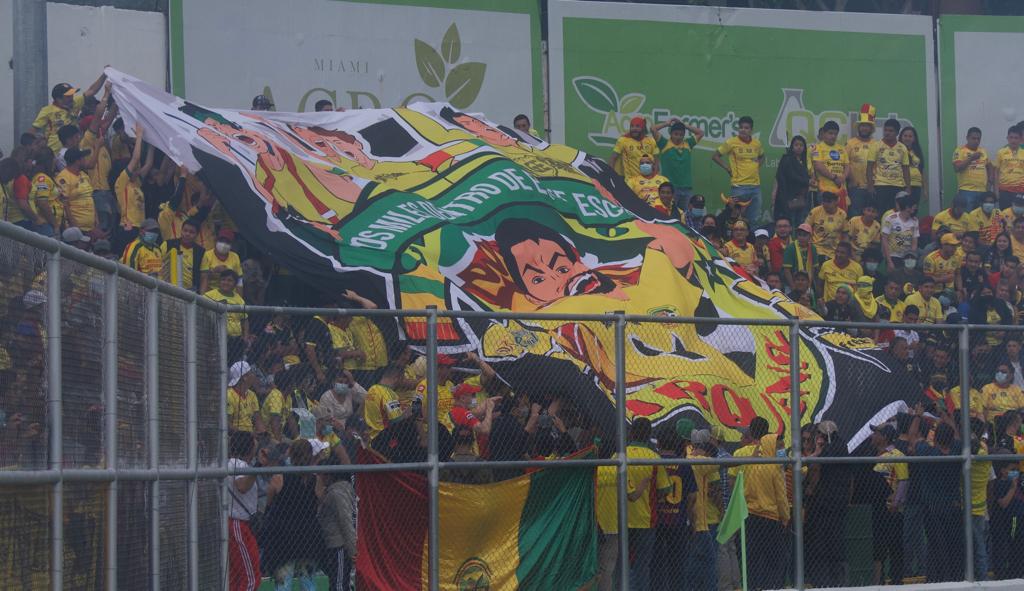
[939,15,1024,205]
[168,0,542,131]
[548,0,939,215]
[107,67,918,451]
[355,449,596,590]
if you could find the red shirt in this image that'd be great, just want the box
[768,235,791,274]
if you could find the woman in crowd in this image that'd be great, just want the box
[900,126,927,205]
[985,232,1013,272]
[774,135,810,224]
[260,439,323,591]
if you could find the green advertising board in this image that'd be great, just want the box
[939,15,1024,206]
[549,0,939,217]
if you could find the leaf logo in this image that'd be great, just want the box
[573,77,619,114]
[414,23,487,109]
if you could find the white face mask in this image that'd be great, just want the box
[215,242,231,255]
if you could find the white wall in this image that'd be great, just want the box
[0,2,166,153]
[953,31,1024,154]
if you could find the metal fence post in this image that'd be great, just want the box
[789,320,804,590]
[614,312,630,591]
[960,324,973,582]
[146,287,161,591]
[219,310,229,591]
[186,302,199,591]
[47,250,63,591]
[104,270,119,591]
[426,307,440,591]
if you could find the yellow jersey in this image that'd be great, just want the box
[969,206,1002,246]
[1,179,31,224]
[904,292,943,324]
[818,259,864,301]
[952,145,990,192]
[120,239,166,277]
[227,387,260,433]
[844,216,881,260]
[345,317,388,371]
[875,296,906,322]
[415,379,455,431]
[55,168,95,231]
[844,137,879,189]
[201,250,243,279]
[163,243,200,290]
[717,136,763,187]
[723,240,756,269]
[363,384,403,440]
[115,170,145,228]
[80,130,112,191]
[612,135,659,179]
[625,444,671,529]
[627,174,670,208]
[32,95,85,152]
[806,205,847,258]
[869,142,910,187]
[30,173,61,229]
[994,145,1024,192]
[260,387,286,427]
[931,208,970,237]
[981,383,1024,421]
[204,289,247,337]
[908,149,923,187]
[922,250,963,291]
[810,141,848,194]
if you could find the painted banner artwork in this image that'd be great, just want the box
[106,68,917,451]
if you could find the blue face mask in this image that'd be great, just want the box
[691,207,706,217]
[776,449,787,458]
[639,163,654,176]
[1009,469,1020,481]
[866,262,879,273]
[142,231,159,245]
[1013,206,1024,216]
[321,425,334,436]
[996,371,1009,384]
[983,203,996,215]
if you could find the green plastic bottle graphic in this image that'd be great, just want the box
[769,88,806,148]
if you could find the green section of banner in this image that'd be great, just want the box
[939,15,1024,207]
[560,16,929,217]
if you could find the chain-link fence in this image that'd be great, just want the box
[3,219,1024,590]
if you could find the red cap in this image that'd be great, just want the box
[436,354,457,366]
[629,116,645,127]
[217,228,236,241]
[453,382,482,398]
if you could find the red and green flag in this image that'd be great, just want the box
[355,449,597,590]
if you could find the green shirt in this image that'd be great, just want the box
[656,135,698,189]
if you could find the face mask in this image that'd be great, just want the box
[467,398,478,409]
[321,425,334,436]
[215,242,231,255]
[691,208,706,217]
[857,287,873,298]
[702,226,716,235]
[1014,206,1024,216]
[904,259,917,270]
[866,262,879,273]
[1009,470,1020,481]
[142,231,159,244]
[775,449,787,458]
[996,371,1009,384]
[333,382,348,395]
[938,295,951,308]
[930,380,947,390]
[284,457,292,466]
[639,163,654,176]
[983,203,996,215]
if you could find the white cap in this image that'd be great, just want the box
[228,361,252,387]
[754,229,770,239]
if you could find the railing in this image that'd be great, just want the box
[1,219,1022,590]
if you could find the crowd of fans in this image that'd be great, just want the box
[6,76,1024,591]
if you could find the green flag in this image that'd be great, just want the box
[716,471,748,544]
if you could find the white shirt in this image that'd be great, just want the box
[1012,361,1024,390]
[227,457,257,520]
[881,212,920,258]
[893,329,920,358]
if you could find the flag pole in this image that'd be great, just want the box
[740,519,748,591]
